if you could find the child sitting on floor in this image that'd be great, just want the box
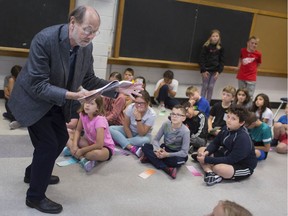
[193,105,257,186]
[65,96,115,172]
[141,105,190,179]
[271,104,288,154]
[185,85,210,117]
[245,112,272,160]
[183,102,208,153]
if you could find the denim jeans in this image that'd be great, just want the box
[109,125,151,149]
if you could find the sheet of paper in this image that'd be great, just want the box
[186,165,202,176]
[139,169,156,179]
[56,157,78,167]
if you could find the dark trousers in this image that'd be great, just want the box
[4,98,16,121]
[26,106,68,200]
[142,143,188,169]
[157,85,179,109]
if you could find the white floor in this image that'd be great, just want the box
[0,99,287,216]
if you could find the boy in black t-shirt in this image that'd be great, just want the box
[208,85,236,136]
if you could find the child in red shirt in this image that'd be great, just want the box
[236,36,262,99]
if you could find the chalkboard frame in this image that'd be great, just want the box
[109,0,287,77]
[0,0,75,57]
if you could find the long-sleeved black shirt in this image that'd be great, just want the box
[199,43,224,73]
[205,126,257,171]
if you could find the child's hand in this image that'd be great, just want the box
[133,108,142,120]
[189,99,196,106]
[157,147,168,159]
[202,71,209,79]
[70,146,79,156]
[74,148,84,159]
[214,72,219,80]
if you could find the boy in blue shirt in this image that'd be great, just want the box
[185,85,210,117]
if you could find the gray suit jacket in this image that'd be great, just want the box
[8,24,109,127]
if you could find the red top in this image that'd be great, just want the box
[236,48,262,82]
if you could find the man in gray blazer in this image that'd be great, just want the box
[8,6,137,214]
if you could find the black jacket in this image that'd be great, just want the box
[199,43,224,73]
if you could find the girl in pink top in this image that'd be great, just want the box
[68,96,115,172]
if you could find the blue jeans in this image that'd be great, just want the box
[157,84,179,109]
[109,125,151,149]
[142,143,188,169]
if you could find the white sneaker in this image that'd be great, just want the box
[9,121,21,130]
[158,104,166,112]
[135,147,143,158]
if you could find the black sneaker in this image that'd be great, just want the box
[205,172,222,186]
[270,139,278,147]
[188,145,195,154]
[191,152,199,162]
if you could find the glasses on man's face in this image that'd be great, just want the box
[81,26,100,36]
[170,113,185,118]
[135,101,146,106]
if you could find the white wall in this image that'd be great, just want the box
[0,0,287,102]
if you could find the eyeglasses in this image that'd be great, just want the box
[81,25,100,36]
[135,102,146,106]
[170,113,185,118]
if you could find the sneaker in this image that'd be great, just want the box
[9,121,21,130]
[191,152,199,162]
[188,145,196,154]
[79,158,96,172]
[130,146,139,156]
[166,167,177,179]
[205,172,222,186]
[158,104,166,112]
[63,147,72,157]
[135,147,143,158]
[270,139,278,147]
[139,155,149,163]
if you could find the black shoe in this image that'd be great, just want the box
[191,152,199,162]
[24,175,60,185]
[204,172,222,186]
[270,139,278,147]
[26,197,63,214]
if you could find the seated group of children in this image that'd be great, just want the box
[5,66,287,186]
[61,67,287,188]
